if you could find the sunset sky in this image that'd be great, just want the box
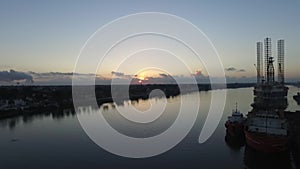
[0,0,299,84]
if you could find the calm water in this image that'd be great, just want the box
[0,87,299,169]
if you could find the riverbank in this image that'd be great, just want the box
[0,83,255,119]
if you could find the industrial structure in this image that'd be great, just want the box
[278,39,285,84]
[256,42,263,84]
[245,37,289,153]
[256,38,286,86]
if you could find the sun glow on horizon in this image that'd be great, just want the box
[136,71,152,81]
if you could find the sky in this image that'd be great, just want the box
[0,0,299,84]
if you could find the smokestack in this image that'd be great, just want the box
[256,42,263,84]
[277,39,285,84]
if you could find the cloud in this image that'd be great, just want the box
[111,71,124,77]
[27,71,110,85]
[195,70,202,76]
[28,71,84,77]
[225,67,237,72]
[145,75,176,84]
[159,73,171,78]
[225,67,246,73]
[192,69,205,77]
[0,69,260,85]
[0,70,33,83]
[111,71,134,80]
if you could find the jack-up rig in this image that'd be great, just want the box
[244,37,289,153]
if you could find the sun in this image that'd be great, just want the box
[136,72,149,84]
[137,72,146,80]
[138,76,145,80]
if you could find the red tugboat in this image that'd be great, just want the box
[225,103,245,137]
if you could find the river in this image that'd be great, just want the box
[0,86,299,169]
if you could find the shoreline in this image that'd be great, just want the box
[1,83,255,120]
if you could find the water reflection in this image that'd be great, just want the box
[0,109,76,130]
[104,98,179,138]
[225,130,245,151]
[243,145,292,169]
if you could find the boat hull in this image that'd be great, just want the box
[244,130,288,153]
[225,122,244,137]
